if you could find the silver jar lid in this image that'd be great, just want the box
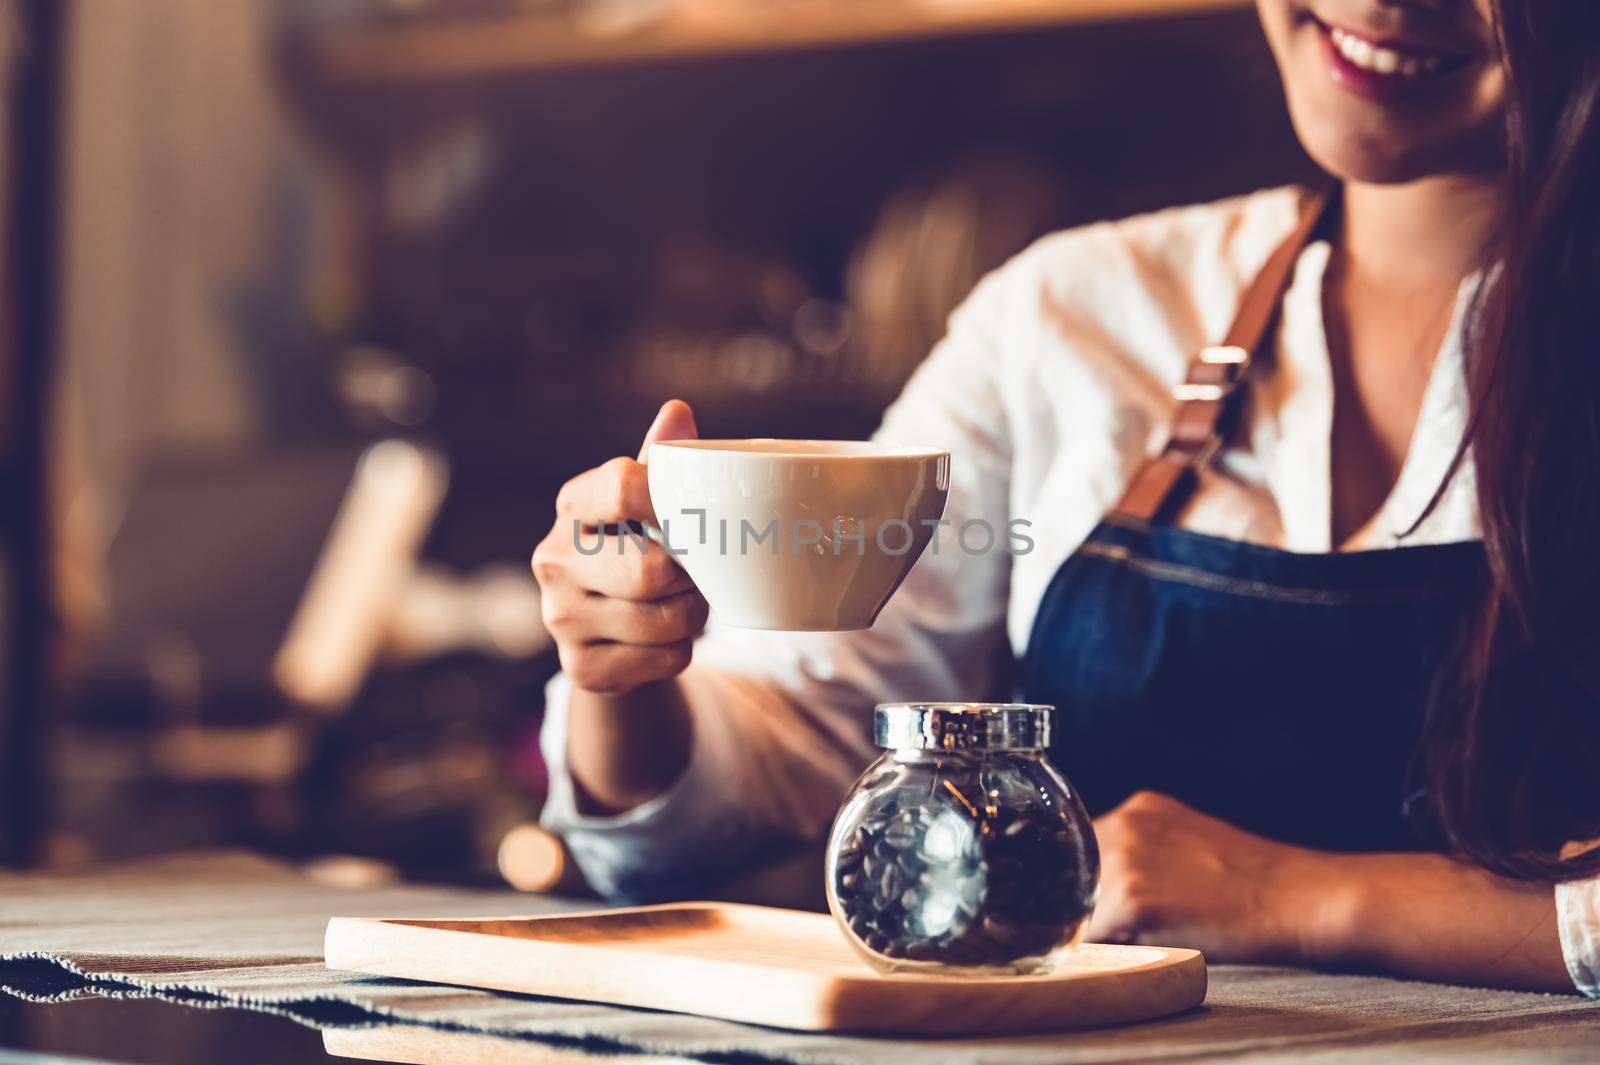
[874,703,1054,751]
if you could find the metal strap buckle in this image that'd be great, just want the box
[1172,346,1251,403]
[1200,345,1251,366]
[1172,382,1229,402]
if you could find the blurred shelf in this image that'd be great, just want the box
[313,0,1250,84]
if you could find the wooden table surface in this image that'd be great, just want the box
[3,854,1596,1064]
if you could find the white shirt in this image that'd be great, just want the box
[539,186,1600,997]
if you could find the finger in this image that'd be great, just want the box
[638,399,699,462]
[582,589,710,646]
[577,540,697,601]
[555,457,655,526]
[564,639,695,695]
[1087,870,1162,945]
[1085,900,1124,944]
[530,533,570,593]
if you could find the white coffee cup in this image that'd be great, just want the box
[647,440,951,631]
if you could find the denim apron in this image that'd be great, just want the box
[1017,189,1485,852]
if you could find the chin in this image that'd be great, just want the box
[1262,0,1505,186]
[1292,120,1466,186]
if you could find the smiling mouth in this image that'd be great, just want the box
[1310,15,1478,98]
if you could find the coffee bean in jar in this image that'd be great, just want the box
[825,703,1099,976]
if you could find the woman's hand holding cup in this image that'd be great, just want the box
[532,398,949,815]
[532,400,709,697]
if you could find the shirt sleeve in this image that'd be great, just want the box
[540,270,1020,903]
[1557,842,1600,998]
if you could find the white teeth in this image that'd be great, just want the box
[1328,24,1448,78]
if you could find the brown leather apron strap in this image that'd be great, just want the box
[1113,186,1336,522]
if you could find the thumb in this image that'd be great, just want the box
[638,399,699,462]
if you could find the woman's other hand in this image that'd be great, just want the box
[1086,790,1352,965]
[1087,790,1573,991]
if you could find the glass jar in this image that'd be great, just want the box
[825,703,1099,976]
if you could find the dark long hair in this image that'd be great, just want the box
[1425,1,1600,881]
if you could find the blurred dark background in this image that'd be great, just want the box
[0,0,1313,889]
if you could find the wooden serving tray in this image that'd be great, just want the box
[324,902,1205,1034]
